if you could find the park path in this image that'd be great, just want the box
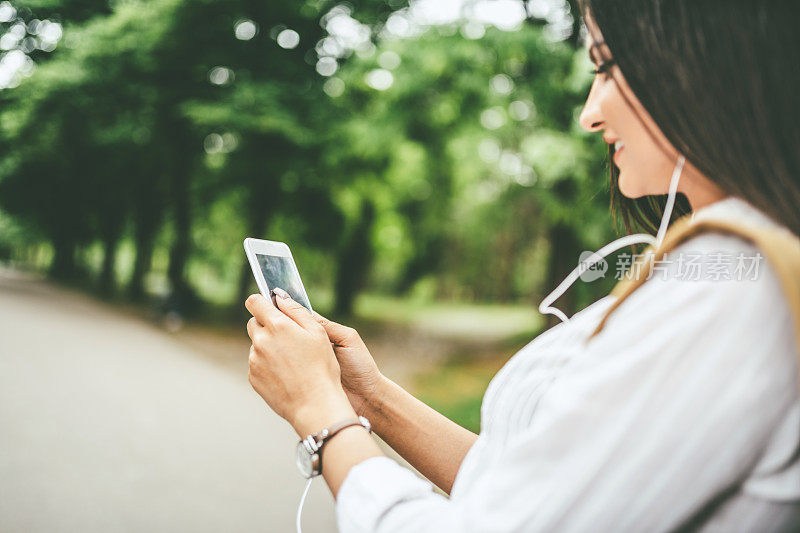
[0,268,337,532]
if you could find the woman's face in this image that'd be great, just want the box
[580,12,708,203]
[578,14,727,210]
[578,22,678,199]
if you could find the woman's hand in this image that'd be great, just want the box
[245,290,355,435]
[311,312,385,417]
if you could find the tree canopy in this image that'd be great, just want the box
[0,0,618,319]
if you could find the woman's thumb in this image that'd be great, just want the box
[313,312,358,346]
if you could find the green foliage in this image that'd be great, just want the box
[323,24,613,304]
[414,356,506,434]
[0,0,616,318]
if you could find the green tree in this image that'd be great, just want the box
[326,22,610,312]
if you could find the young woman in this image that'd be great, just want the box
[244,1,800,530]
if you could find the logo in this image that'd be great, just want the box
[578,250,608,282]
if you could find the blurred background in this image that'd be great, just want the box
[0,0,623,530]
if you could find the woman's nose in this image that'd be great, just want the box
[579,84,604,133]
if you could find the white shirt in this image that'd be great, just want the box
[336,197,800,532]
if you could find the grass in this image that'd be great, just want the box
[355,292,543,342]
[352,293,543,434]
[412,355,510,433]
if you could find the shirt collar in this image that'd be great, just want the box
[690,196,781,230]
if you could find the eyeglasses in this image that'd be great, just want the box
[588,40,616,74]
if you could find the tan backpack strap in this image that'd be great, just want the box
[587,217,800,357]
[587,213,694,338]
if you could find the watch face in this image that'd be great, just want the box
[296,441,314,478]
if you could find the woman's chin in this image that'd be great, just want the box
[617,172,648,199]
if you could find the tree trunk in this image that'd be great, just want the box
[98,213,125,295]
[236,193,274,307]
[99,234,119,295]
[333,200,375,317]
[396,137,451,293]
[166,155,195,312]
[543,221,580,328]
[129,201,161,300]
[50,237,77,280]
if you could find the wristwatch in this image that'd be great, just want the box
[296,416,371,479]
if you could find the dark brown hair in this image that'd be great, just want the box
[578,0,800,237]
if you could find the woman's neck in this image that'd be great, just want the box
[681,168,729,210]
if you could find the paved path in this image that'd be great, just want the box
[0,268,337,532]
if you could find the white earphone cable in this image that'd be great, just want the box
[292,156,687,529]
[655,155,684,248]
[538,155,685,323]
[538,232,657,322]
[296,478,313,533]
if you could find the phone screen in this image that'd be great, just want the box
[255,253,312,311]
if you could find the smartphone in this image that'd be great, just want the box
[243,238,312,312]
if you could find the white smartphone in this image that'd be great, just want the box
[243,238,313,312]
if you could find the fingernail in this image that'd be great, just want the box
[272,287,290,299]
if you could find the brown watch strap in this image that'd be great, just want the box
[309,416,371,473]
[312,416,371,447]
